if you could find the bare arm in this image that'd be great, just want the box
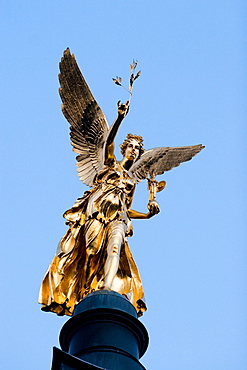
[104,102,129,165]
[128,200,160,219]
[128,209,151,219]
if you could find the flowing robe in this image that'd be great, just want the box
[39,162,146,316]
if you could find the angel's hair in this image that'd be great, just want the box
[120,133,144,159]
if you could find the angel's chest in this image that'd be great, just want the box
[98,167,136,193]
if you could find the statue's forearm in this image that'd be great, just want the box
[104,103,129,163]
[104,114,125,164]
[128,199,160,220]
[106,114,124,147]
[128,209,150,219]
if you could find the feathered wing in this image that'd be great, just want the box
[130,144,205,181]
[59,48,109,187]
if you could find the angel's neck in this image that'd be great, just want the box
[120,158,134,171]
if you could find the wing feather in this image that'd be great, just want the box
[59,48,109,186]
[130,144,204,181]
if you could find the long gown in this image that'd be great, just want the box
[39,161,146,317]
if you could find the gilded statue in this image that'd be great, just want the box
[39,49,204,317]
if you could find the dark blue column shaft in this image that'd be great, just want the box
[52,291,149,370]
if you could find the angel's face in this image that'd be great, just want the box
[124,139,140,162]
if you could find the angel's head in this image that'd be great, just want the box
[120,133,144,162]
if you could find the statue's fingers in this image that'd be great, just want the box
[154,205,160,214]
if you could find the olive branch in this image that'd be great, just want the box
[112,59,141,102]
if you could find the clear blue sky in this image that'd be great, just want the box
[1,1,246,369]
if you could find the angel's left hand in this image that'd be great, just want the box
[147,200,160,218]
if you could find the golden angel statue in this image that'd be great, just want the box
[39,49,204,317]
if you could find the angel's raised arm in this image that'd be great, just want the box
[104,102,129,165]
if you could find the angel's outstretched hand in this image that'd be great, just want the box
[147,200,160,218]
[117,101,130,117]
